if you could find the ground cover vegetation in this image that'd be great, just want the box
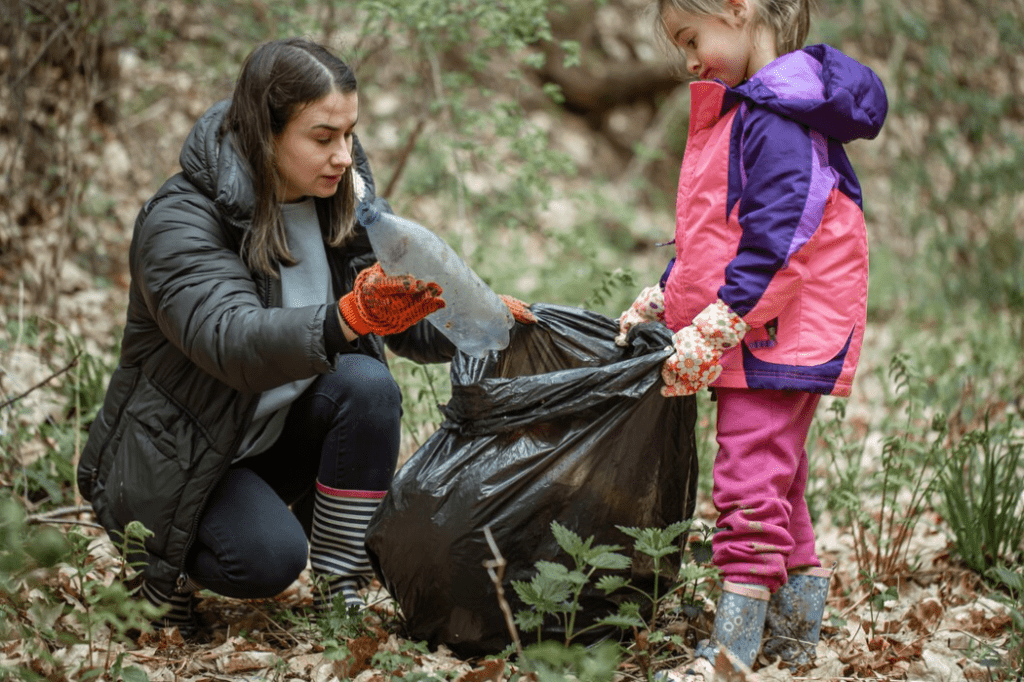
[1,0,1022,680]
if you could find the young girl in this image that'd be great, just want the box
[77,37,533,636]
[616,0,887,677]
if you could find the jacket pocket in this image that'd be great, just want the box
[745,318,779,351]
[123,373,210,471]
[95,373,213,540]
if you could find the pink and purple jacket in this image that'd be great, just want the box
[662,44,888,396]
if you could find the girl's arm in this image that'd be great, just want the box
[719,107,834,326]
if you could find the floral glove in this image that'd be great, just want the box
[615,285,666,347]
[661,299,750,397]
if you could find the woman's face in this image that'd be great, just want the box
[275,89,358,203]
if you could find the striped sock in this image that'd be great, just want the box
[140,580,197,634]
[309,482,385,611]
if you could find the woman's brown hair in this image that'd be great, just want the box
[223,37,359,277]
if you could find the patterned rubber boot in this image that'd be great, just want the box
[140,579,199,637]
[762,566,832,666]
[657,581,770,681]
[309,482,384,612]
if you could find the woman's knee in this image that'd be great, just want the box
[246,534,309,597]
[193,468,311,599]
[319,355,402,418]
[219,531,309,599]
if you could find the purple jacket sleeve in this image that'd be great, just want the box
[718,106,833,323]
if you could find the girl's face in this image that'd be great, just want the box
[275,90,358,203]
[662,0,764,87]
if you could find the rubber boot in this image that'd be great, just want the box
[658,581,770,681]
[309,482,384,611]
[762,566,832,666]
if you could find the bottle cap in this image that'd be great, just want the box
[356,199,381,226]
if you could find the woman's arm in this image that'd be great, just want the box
[132,191,334,392]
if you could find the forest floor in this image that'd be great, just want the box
[4,221,1017,678]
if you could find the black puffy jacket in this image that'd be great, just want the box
[77,100,454,594]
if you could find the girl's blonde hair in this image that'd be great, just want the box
[223,37,359,278]
[652,0,813,62]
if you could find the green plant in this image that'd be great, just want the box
[110,656,152,682]
[613,522,724,675]
[1,495,77,680]
[0,494,71,600]
[520,639,622,682]
[0,513,154,680]
[816,353,944,578]
[509,520,725,681]
[938,415,1024,575]
[314,595,373,656]
[511,521,639,647]
[62,520,161,677]
[582,268,635,311]
[390,357,450,458]
[1,316,116,511]
[868,354,945,575]
[313,601,454,682]
[990,565,1024,675]
[371,639,450,681]
[673,523,719,614]
[615,521,692,627]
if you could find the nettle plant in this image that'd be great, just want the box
[511,520,719,680]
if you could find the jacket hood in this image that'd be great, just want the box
[179,99,255,224]
[729,44,888,143]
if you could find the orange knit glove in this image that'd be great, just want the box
[499,295,537,324]
[339,263,446,336]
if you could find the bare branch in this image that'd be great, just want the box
[482,525,525,662]
[0,351,81,411]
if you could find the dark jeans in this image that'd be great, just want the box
[187,354,402,599]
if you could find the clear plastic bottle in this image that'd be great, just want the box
[357,198,514,357]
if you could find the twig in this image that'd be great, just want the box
[382,118,426,199]
[27,504,103,529]
[32,517,104,529]
[14,17,73,87]
[0,352,82,410]
[839,590,873,619]
[248,605,302,648]
[482,525,525,661]
[27,504,93,520]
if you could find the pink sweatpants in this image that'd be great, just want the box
[711,387,822,592]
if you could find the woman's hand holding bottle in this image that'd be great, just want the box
[339,263,446,336]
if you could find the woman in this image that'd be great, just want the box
[77,37,533,634]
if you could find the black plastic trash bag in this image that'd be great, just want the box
[365,303,698,658]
